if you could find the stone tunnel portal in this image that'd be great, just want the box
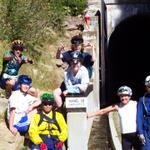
[107,13,150,104]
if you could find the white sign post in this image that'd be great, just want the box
[66,97,87,108]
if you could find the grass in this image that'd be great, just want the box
[0,35,65,93]
[0,15,82,94]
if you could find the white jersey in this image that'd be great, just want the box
[64,65,89,92]
[7,90,36,125]
[117,100,137,134]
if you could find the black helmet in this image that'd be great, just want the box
[71,35,83,45]
[18,75,32,85]
[70,51,83,64]
[11,40,25,51]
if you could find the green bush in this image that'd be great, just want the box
[0,0,87,51]
[63,0,88,16]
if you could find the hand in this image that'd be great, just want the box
[63,90,68,96]
[55,141,63,148]
[58,44,65,52]
[40,143,47,150]
[28,59,33,64]
[139,134,146,145]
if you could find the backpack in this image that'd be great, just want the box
[37,110,61,132]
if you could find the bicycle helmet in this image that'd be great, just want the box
[18,75,32,85]
[41,92,54,103]
[70,51,83,64]
[145,75,150,86]
[11,40,25,51]
[71,35,83,45]
[117,85,132,96]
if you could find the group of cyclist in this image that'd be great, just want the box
[0,40,68,150]
[2,35,150,150]
[54,34,95,108]
[0,34,95,150]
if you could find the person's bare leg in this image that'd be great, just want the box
[53,88,63,107]
[5,79,15,98]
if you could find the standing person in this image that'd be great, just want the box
[28,92,68,150]
[7,75,41,136]
[56,34,95,78]
[0,40,33,97]
[54,51,90,107]
[137,75,150,150]
[87,85,140,150]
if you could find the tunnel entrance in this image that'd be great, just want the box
[106,13,150,104]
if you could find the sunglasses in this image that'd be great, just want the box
[42,101,54,106]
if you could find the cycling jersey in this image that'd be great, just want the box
[2,50,27,76]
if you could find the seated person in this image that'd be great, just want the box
[7,75,41,136]
[54,51,90,107]
[56,34,95,78]
[0,40,34,98]
[28,92,68,150]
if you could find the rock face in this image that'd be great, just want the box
[0,95,24,150]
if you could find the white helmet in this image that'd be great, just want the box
[117,85,132,96]
[145,75,150,86]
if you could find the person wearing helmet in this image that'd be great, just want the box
[7,74,41,136]
[56,34,95,78]
[87,85,140,150]
[28,92,68,150]
[0,40,33,98]
[137,75,150,150]
[54,51,89,107]
[12,74,39,97]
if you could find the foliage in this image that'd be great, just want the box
[63,0,88,16]
[0,0,87,47]
[0,0,86,91]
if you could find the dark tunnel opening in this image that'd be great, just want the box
[106,13,150,104]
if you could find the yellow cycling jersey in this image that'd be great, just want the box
[28,111,68,145]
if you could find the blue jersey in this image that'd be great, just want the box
[2,50,27,76]
[137,94,150,134]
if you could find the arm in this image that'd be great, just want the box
[137,97,144,135]
[87,104,118,118]
[24,58,33,64]
[3,50,13,61]
[56,44,65,59]
[9,108,18,135]
[26,98,41,114]
[84,43,95,62]
[91,45,95,62]
[21,54,33,64]
[28,114,43,145]
[57,113,68,142]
